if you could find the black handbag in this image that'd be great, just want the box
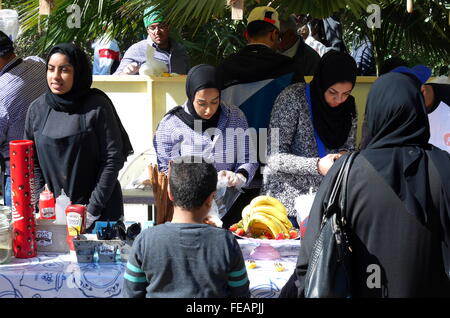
[304,152,358,298]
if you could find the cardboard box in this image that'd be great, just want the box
[36,219,70,253]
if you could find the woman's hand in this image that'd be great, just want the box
[85,212,101,229]
[317,154,342,176]
[218,170,247,188]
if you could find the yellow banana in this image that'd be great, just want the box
[256,212,289,235]
[250,195,288,216]
[242,205,252,231]
[251,205,293,231]
[249,212,286,237]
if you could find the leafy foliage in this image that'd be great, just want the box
[2,0,450,73]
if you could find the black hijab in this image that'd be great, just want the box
[310,50,357,149]
[362,72,434,224]
[171,64,221,132]
[45,43,93,113]
[361,72,450,274]
[45,43,133,159]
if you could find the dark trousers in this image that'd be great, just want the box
[221,187,261,229]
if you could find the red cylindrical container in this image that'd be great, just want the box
[10,140,37,258]
[39,185,55,219]
[65,204,86,251]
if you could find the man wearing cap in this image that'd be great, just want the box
[391,65,450,153]
[278,16,320,76]
[217,6,304,228]
[114,7,190,75]
[0,31,47,205]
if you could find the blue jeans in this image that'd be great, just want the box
[4,176,11,207]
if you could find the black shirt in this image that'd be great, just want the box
[24,93,125,220]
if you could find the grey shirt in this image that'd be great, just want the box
[263,82,357,217]
[114,38,190,75]
[123,223,250,298]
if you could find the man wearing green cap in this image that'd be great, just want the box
[114,7,190,75]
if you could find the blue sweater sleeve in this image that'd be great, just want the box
[123,234,149,298]
[227,236,250,297]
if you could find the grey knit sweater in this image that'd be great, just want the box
[262,82,357,217]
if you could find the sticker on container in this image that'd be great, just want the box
[41,207,55,218]
[36,231,53,246]
[98,244,115,255]
[66,212,82,236]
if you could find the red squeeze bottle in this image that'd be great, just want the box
[39,184,55,220]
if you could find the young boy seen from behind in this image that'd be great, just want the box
[123,157,250,298]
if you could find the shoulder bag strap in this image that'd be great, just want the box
[322,153,351,220]
[339,151,359,214]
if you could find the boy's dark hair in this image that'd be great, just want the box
[247,20,276,39]
[169,156,217,210]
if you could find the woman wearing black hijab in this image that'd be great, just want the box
[25,43,133,230]
[263,50,358,229]
[153,64,259,226]
[282,72,450,297]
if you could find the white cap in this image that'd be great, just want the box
[247,6,280,31]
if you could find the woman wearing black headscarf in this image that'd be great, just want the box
[153,64,259,227]
[283,72,450,297]
[25,43,133,230]
[263,50,358,230]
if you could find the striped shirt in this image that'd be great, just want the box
[0,56,47,172]
[123,223,250,298]
[153,102,259,187]
[114,37,190,75]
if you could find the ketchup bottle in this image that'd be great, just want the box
[39,184,55,220]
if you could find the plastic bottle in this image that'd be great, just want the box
[54,189,71,225]
[39,184,55,220]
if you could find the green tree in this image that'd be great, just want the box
[4,0,450,73]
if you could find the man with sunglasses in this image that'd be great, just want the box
[115,6,190,75]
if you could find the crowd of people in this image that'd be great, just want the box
[0,4,449,298]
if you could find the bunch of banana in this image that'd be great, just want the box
[241,195,293,238]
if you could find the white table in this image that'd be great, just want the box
[0,240,300,298]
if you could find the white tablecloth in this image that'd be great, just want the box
[0,239,300,298]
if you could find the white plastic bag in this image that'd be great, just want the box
[294,187,316,238]
[139,44,167,76]
[0,10,19,42]
[214,175,243,219]
[206,200,223,228]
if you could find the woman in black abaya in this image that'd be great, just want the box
[281,72,450,297]
[25,43,133,230]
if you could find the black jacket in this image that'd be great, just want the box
[287,150,450,297]
[24,93,125,221]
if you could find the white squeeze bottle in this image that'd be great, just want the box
[54,189,71,225]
